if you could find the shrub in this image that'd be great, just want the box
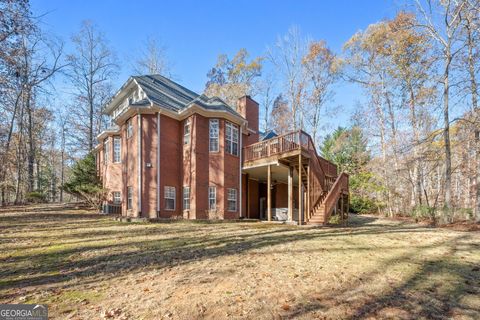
[63,152,107,210]
[328,214,341,224]
[26,191,47,203]
[350,195,378,214]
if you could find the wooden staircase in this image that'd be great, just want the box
[306,173,349,225]
[243,130,349,225]
[290,138,349,226]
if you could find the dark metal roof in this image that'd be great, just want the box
[133,74,241,117]
[259,130,278,141]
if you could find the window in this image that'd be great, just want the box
[227,188,237,212]
[183,186,190,210]
[126,119,133,138]
[226,122,239,156]
[104,138,110,164]
[165,186,176,210]
[112,191,121,204]
[208,186,216,210]
[113,137,121,163]
[209,119,219,152]
[184,119,191,145]
[127,187,133,209]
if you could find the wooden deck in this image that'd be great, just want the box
[242,130,349,225]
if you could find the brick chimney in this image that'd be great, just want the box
[237,96,259,145]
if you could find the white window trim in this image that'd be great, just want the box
[113,136,121,163]
[127,187,133,210]
[113,191,121,204]
[209,119,219,152]
[164,186,176,211]
[226,122,239,156]
[227,188,237,212]
[183,186,190,210]
[126,119,133,139]
[104,138,110,164]
[208,186,216,210]
[184,119,191,145]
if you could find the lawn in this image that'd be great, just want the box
[0,205,479,319]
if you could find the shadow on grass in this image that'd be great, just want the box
[284,234,480,319]
[0,210,478,319]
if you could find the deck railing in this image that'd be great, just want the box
[244,130,311,162]
[243,130,344,221]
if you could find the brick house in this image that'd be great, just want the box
[95,75,348,225]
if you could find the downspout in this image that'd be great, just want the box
[157,112,161,218]
[137,114,142,217]
[239,125,243,218]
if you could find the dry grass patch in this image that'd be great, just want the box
[0,206,479,319]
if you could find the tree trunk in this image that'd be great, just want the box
[466,16,479,220]
[476,130,480,222]
[443,55,452,209]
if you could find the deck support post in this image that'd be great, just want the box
[267,164,272,222]
[288,166,293,222]
[307,163,310,223]
[298,153,302,225]
[340,195,344,223]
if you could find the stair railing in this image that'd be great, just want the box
[322,173,349,222]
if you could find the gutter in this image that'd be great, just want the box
[157,112,161,217]
[137,114,142,217]
[239,126,243,218]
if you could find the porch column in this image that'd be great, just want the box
[298,153,302,225]
[288,166,293,221]
[267,164,272,221]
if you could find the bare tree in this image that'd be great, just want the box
[302,40,339,144]
[67,20,119,152]
[17,33,65,192]
[268,26,308,131]
[133,37,171,76]
[205,48,263,108]
[257,72,276,132]
[415,0,467,209]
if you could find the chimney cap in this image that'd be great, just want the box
[238,95,259,105]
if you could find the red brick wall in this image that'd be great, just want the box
[99,110,244,220]
[141,114,159,218]
[237,96,259,147]
[125,115,139,216]
[159,114,182,218]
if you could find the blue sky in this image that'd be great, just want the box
[32,0,402,133]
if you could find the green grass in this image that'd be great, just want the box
[0,206,478,319]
